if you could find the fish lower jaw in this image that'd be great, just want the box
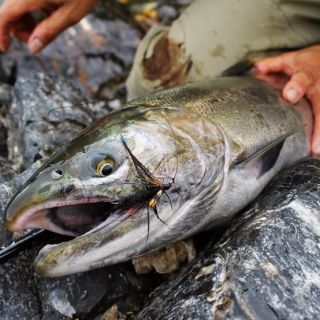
[33,204,178,277]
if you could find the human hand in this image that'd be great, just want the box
[0,0,99,54]
[255,45,320,156]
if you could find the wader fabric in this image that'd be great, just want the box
[126,0,320,100]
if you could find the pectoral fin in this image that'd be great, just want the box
[233,134,291,177]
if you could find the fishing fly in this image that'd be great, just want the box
[120,135,174,213]
[120,134,177,240]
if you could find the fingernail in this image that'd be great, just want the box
[285,87,299,103]
[28,38,44,54]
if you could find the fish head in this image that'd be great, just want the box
[5,105,225,276]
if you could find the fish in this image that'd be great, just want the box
[4,76,312,277]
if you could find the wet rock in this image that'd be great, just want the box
[0,83,12,158]
[138,158,320,320]
[6,73,104,169]
[0,123,8,158]
[157,5,178,25]
[0,234,161,320]
[0,157,14,183]
[0,249,43,320]
[0,11,139,102]
[0,83,11,105]
[36,264,160,320]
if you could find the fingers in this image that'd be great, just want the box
[0,0,42,51]
[256,47,320,156]
[310,83,320,156]
[27,4,80,53]
[11,13,36,43]
[255,55,294,75]
[27,1,99,53]
[0,0,99,53]
[283,70,314,104]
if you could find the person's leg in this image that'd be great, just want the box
[126,0,320,100]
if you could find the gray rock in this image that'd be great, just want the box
[0,9,139,102]
[0,242,161,320]
[6,73,97,169]
[0,157,14,183]
[0,83,12,159]
[138,158,320,320]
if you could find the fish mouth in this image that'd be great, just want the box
[5,199,127,238]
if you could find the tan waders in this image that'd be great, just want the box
[126,0,320,100]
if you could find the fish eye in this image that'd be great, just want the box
[96,158,115,176]
[51,169,63,180]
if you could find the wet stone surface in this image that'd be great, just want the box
[0,245,162,320]
[7,73,97,169]
[138,158,320,320]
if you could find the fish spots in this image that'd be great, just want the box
[254,113,267,127]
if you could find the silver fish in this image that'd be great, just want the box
[4,77,312,277]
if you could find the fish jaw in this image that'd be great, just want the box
[32,197,198,277]
[33,207,166,277]
[33,165,225,278]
